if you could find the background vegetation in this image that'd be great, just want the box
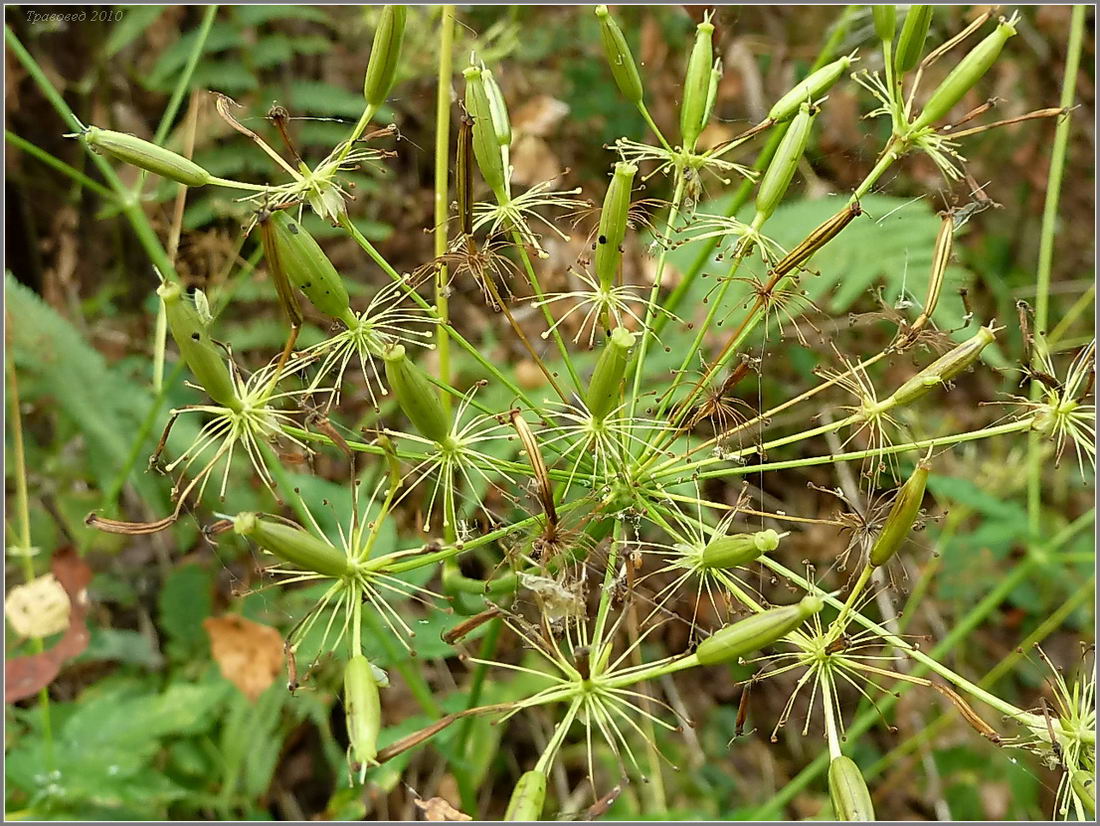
[4,4,1095,820]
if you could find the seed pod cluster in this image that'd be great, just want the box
[79,126,213,186]
[680,16,717,149]
[828,755,876,821]
[594,162,638,291]
[768,54,854,123]
[695,595,823,665]
[158,282,240,410]
[755,101,817,221]
[911,18,1017,131]
[260,211,355,326]
[233,512,352,579]
[894,5,934,74]
[383,344,453,445]
[700,529,780,569]
[869,458,930,567]
[504,769,547,821]
[585,327,636,420]
[363,5,407,106]
[344,654,382,771]
[463,65,509,199]
[594,6,644,104]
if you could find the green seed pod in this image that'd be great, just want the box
[869,459,930,567]
[481,68,512,148]
[1072,770,1096,818]
[261,211,355,325]
[594,162,638,291]
[700,529,780,569]
[829,756,876,821]
[158,282,240,410]
[680,17,715,149]
[755,101,816,221]
[703,58,722,129]
[594,5,644,105]
[504,769,547,821]
[910,19,1017,131]
[383,344,452,444]
[233,512,351,579]
[585,327,636,421]
[767,55,854,123]
[873,6,896,43]
[463,65,508,198]
[80,126,212,186]
[891,325,996,405]
[893,5,934,75]
[344,654,382,769]
[695,595,823,665]
[363,5,407,106]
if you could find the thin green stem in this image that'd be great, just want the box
[434,6,456,414]
[5,131,115,199]
[1028,5,1085,540]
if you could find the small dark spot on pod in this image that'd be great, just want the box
[191,332,201,341]
[288,223,299,235]
[597,234,608,245]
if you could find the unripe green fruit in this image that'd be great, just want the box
[80,126,212,186]
[755,101,816,221]
[695,596,823,665]
[463,65,509,198]
[894,5,934,74]
[363,5,407,106]
[680,19,716,149]
[700,529,780,569]
[233,512,351,578]
[585,327,636,420]
[344,654,382,769]
[383,344,452,444]
[158,282,240,410]
[869,460,930,567]
[768,55,853,123]
[504,769,547,820]
[261,211,355,325]
[594,162,637,291]
[829,755,876,820]
[595,6,644,104]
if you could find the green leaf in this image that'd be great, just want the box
[232,5,331,26]
[5,274,168,511]
[105,5,167,58]
[157,563,213,659]
[77,628,164,669]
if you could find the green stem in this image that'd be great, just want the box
[510,231,583,393]
[627,171,685,424]
[5,131,115,198]
[1028,5,1085,540]
[434,6,456,414]
[675,419,1033,483]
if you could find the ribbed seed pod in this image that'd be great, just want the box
[680,18,716,149]
[504,769,547,821]
[344,654,382,769]
[700,529,780,569]
[1072,770,1096,817]
[695,596,823,665]
[260,211,355,325]
[869,459,930,567]
[894,5,934,74]
[873,6,896,43]
[383,344,452,444]
[703,58,722,129]
[755,101,816,221]
[910,19,1017,131]
[363,5,407,106]
[463,65,508,198]
[594,162,637,291]
[891,325,996,405]
[158,282,240,410]
[233,512,352,578]
[594,6,644,105]
[767,55,854,123]
[80,126,212,186]
[829,756,876,821]
[585,327,636,420]
[481,68,512,148]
